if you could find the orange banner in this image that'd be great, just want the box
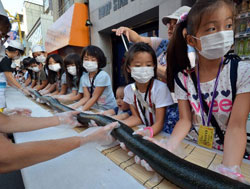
[45,3,90,53]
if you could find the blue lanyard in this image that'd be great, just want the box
[197,58,223,126]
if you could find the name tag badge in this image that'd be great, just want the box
[198,125,214,149]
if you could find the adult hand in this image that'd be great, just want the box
[214,164,246,183]
[56,111,81,128]
[112,27,131,41]
[80,122,119,146]
[3,108,32,116]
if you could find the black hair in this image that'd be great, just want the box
[63,53,83,89]
[81,45,107,69]
[123,42,157,83]
[45,54,64,84]
[6,46,24,56]
[166,0,234,92]
[0,15,11,35]
[29,58,39,65]
[22,57,32,68]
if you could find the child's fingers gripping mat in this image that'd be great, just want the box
[101,131,250,189]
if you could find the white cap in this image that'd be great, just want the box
[0,1,8,17]
[32,45,45,53]
[162,6,191,25]
[8,40,24,51]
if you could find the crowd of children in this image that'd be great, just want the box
[1,0,249,183]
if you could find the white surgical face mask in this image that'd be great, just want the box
[131,67,154,84]
[36,55,46,63]
[48,63,61,72]
[67,66,77,76]
[83,61,98,72]
[193,30,234,60]
[13,55,20,60]
[32,66,40,72]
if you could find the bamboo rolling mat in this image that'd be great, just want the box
[101,133,250,189]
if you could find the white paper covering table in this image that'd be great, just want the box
[5,87,144,189]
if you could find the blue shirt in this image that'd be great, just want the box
[79,70,117,110]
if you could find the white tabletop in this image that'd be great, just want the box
[5,87,144,189]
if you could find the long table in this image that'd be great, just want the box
[5,87,144,189]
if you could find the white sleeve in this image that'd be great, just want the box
[153,81,174,108]
[123,85,134,105]
[174,72,188,100]
[236,61,250,94]
[150,37,163,51]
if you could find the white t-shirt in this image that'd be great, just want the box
[124,79,174,126]
[175,61,250,149]
[79,70,117,110]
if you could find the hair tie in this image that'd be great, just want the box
[177,12,188,24]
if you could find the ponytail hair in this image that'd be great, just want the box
[166,19,190,92]
[166,0,234,92]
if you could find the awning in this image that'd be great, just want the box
[45,3,90,53]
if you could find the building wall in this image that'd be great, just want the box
[88,0,184,78]
[51,0,85,21]
[23,1,43,34]
[26,14,53,51]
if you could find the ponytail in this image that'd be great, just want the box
[166,20,191,92]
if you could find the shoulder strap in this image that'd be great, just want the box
[174,72,188,93]
[226,54,240,104]
[131,80,155,114]
[190,71,225,144]
[90,69,101,97]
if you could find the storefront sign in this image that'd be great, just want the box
[98,0,135,19]
[99,2,112,19]
[113,0,128,11]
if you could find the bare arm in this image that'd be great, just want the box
[122,104,142,127]
[34,80,48,91]
[0,134,82,173]
[58,84,67,95]
[30,80,36,88]
[151,107,166,136]
[157,64,167,81]
[41,83,51,91]
[82,86,106,111]
[42,83,56,95]
[56,90,82,102]
[71,87,90,109]
[223,93,250,167]
[4,72,23,90]
[0,113,60,133]
[112,112,130,120]
[167,100,192,151]
[24,76,31,87]
[102,109,116,116]
[112,27,152,46]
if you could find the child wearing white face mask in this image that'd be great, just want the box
[29,58,48,91]
[122,42,174,137]
[54,53,83,103]
[161,0,250,182]
[71,45,117,111]
[40,54,67,96]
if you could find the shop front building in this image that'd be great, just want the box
[89,0,196,91]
